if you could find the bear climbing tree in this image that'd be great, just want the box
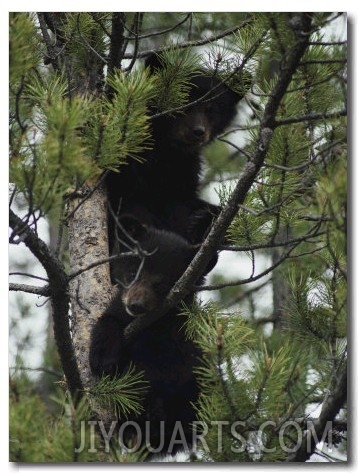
[9,13,347,463]
[92,54,248,456]
[106,51,247,260]
[90,215,216,455]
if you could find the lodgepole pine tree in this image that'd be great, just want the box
[9,12,347,462]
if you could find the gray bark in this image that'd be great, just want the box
[68,180,112,389]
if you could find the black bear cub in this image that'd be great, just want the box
[90,215,215,456]
[107,53,245,246]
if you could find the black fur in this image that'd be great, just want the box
[90,216,215,455]
[107,54,243,247]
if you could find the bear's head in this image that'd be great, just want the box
[112,215,216,317]
[145,52,248,151]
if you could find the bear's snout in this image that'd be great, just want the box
[122,283,159,317]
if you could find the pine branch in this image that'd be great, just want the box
[9,271,49,282]
[75,15,107,65]
[216,325,239,422]
[123,13,143,72]
[149,27,261,121]
[107,13,126,75]
[308,40,347,46]
[9,208,83,399]
[123,19,253,59]
[10,243,120,297]
[286,359,347,462]
[124,14,192,40]
[37,13,62,72]
[68,255,123,281]
[227,283,271,314]
[122,14,313,343]
[220,228,326,252]
[89,366,149,416]
[10,365,62,378]
[201,243,326,293]
[299,58,347,65]
[218,137,252,160]
[199,242,299,291]
[9,282,50,296]
[274,109,347,127]
[90,13,111,38]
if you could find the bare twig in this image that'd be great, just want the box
[124,13,192,40]
[308,40,346,46]
[76,15,107,65]
[37,13,61,72]
[198,243,299,291]
[274,109,347,127]
[68,255,120,281]
[9,272,49,282]
[299,58,347,65]
[123,13,143,73]
[123,19,253,59]
[9,282,50,296]
[286,359,347,462]
[10,365,62,378]
[107,13,126,75]
[9,208,83,399]
[221,228,325,252]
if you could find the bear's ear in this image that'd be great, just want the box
[144,52,164,73]
[118,215,147,242]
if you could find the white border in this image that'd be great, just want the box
[3,4,356,474]
[3,0,355,12]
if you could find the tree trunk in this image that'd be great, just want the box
[67,180,111,389]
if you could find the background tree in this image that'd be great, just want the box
[9,12,347,462]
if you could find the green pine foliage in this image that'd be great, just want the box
[55,13,108,74]
[85,69,156,170]
[182,303,316,461]
[9,13,42,83]
[9,12,347,462]
[9,375,98,462]
[148,48,202,112]
[90,365,149,416]
[10,71,99,214]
